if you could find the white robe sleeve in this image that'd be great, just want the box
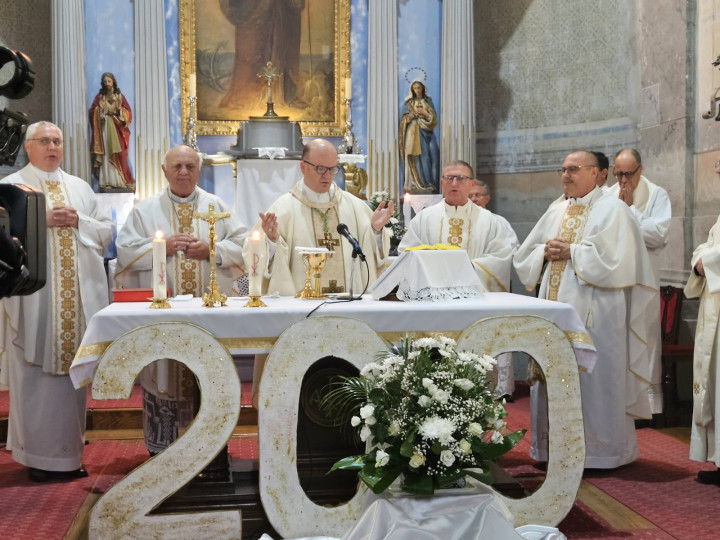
[629,186,671,251]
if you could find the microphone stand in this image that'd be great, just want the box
[349,249,359,299]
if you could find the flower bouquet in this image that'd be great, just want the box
[368,190,405,254]
[322,336,525,496]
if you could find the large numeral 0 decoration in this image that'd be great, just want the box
[457,315,585,527]
[88,323,242,539]
[258,316,388,538]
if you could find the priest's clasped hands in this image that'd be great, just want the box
[166,233,210,260]
[46,205,79,228]
[544,238,571,261]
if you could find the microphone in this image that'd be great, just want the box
[336,223,366,261]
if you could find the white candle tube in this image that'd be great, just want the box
[153,231,167,299]
[189,73,197,97]
[403,194,412,224]
[345,77,352,99]
[247,230,266,297]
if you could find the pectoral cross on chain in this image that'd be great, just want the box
[318,231,339,252]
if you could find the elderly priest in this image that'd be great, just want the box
[513,150,658,469]
[399,160,513,292]
[1,121,114,481]
[250,138,394,296]
[116,144,248,453]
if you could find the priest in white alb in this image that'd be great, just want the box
[246,138,393,408]
[684,212,720,485]
[399,160,513,292]
[608,149,671,415]
[514,150,658,469]
[0,121,114,481]
[116,144,248,453]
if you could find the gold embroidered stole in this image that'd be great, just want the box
[547,203,589,301]
[309,206,346,293]
[43,178,84,374]
[440,205,472,248]
[170,199,203,296]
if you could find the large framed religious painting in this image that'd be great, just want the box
[179,0,350,137]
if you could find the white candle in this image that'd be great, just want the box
[247,230,266,297]
[189,73,197,97]
[403,193,412,225]
[345,77,352,99]
[153,230,167,299]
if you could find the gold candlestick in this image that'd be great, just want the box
[194,203,231,307]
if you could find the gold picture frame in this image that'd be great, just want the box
[179,0,350,137]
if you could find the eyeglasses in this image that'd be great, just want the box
[557,165,595,176]
[27,137,63,147]
[303,160,339,176]
[442,175,471,183]
[613,165,641,180]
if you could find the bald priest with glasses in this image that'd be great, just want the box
[398,160,514,292]
[514,150,658,469]
[248,138,394,297]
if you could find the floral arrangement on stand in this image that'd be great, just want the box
[368,190,405,255]
[322,336,525,496]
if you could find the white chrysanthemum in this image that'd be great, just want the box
[409,453,426,468]
[454,379,475,391]
[413,337,440,349]
[432,389,450,404]
[389,217,398,225]
[360,425,372,442]
[419,416,456,444]
[407,350,420,360]
[360,362,382,378]
[375,449,390,467]
[438,336,457,348]
[459,439,472,454]
[351,416,361,427]
[418,395,432,407]
[440,449,456,467]
[468,422,484,438]
[360,404,375,419]
[490,431,504,444]
[458,351,479,364]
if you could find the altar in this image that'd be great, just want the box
[71,293,593,539]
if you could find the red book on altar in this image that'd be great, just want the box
[112,288,172,302]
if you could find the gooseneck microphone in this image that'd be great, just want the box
[336,223,366,261]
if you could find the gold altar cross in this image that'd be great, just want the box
[194,203,231,307]
[318,232,339,252]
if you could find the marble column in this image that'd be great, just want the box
[367,0,399,200]
[52,0,90,182]
[134,0,170,200]
[440,0,475,173]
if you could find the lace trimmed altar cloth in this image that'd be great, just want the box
[371,248,483,301]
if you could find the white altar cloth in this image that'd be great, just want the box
[70,293,595,388]
[234,158,301,227]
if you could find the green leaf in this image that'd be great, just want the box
[329,455,365,472]
[400,439,415,458]
[431,441,443,454]
[464,468,493,485]
[401,473,435,495]
[480,429,526,460]
[359,468,403,494]
[436,468,466,488]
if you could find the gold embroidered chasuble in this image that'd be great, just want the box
[167,191,204,296]
[547,203,590,301]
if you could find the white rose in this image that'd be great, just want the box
[422,378,434,388]
[360,404,375,419]
[468,422,484,438]
[365,415,377,426]
[440,450,456,467]
[490,431,504,444]
[432,389,450,404]
[351,416,361,427]
[459,439,472,454]
[409,453,426,468]
[375,449,390,467]
[418,395,432,407]
[427,384,438,396]
[454,378,475,391]
[360,425,372,442]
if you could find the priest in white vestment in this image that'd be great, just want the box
[0,122,114,481]
[607,149,671,415]
[246,139,394,407]
[399,160,513,293]
[116,145,248,453]
[684,214,720,484]
[468,179,518,400]
[514,150,658,469]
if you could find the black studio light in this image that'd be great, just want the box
[0,46,34,166]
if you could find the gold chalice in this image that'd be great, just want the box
[296,251,329,299]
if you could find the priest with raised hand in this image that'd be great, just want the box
[398,160,513,292]
[513,150,658,469]
[250,138,393,296]
[0,121,114,482]
[116,144,248,454]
